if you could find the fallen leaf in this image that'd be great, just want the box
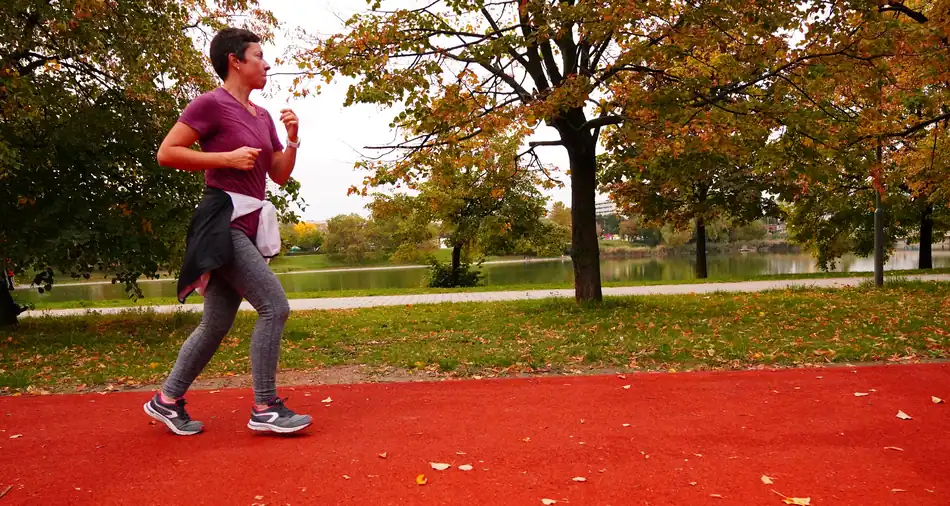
[430,462,451,471]
[884,446,904,451]
[710,494,723,499]
[322,397,332,403]
[816,376,824,379]
[541,499,557,505]
[854,392,869,397]
[456,451,467,455]
[618,374,626,379]
[522,437,531,442]
[416,474,426,485]
[209,390,220,394]
[891,489,907,493]
[378,452,388,459]
[572,477,587,482]
[622,385,632,390]
[772,491,811,505]
[599,469,607,473]
[343,475,351,480]
[459,464,473,471]
[0,485,12,499]
[254,496,264,500]
[622,423,631,427]
[689,482,697,486]
[9,434,22,439]
[761,475,774,485]
[933,396,944,404]
[896,410,912,420]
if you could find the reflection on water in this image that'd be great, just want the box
[15,250,950,303]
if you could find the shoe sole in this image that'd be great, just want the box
[247,419,312,434]
[143,402,202,436]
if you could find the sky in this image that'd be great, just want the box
[247,0,579,222]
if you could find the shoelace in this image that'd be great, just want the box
[267,397,296,417]
[174,398,193,422]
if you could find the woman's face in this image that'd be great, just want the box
[231,42,270,89]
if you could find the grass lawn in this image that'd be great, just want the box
[3,281,949,394]
[21,267,950,311]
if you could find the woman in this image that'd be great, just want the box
[144,27,310,435]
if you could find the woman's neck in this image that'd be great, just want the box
[222,80,253,108]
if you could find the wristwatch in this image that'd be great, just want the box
[287,137,301,149]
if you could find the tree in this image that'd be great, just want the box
[325,214,374,263]
[548,202,572,229]
[294,1,827,301]
[603,125,784,278]
[364,133,555,286]
[0,0,295,326]
[366,194,439,263]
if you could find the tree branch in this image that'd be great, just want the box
[879,4,929,23]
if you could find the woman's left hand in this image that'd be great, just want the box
[280,108,299,143]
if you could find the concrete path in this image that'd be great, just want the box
[19,273,950,318]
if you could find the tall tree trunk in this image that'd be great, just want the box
[696,216,708,279]
[873,141,884,287]
[1,273,20,327]
[563,137,602,303]
[451,244,462,286]
[920,203,934,270]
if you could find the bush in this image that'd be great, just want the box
[425,259,483,288]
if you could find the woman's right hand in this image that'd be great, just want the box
[225,147,262,171]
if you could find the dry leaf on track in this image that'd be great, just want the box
[896,410,912,420]
[932,396,944,404]
[430,462,451,471]
[572,477,587,482]
[459,465,473,471]
[541,499,557,505]
[416,474,426,485]
[761,475,774,485]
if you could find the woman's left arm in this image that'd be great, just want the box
[270,108,299,186]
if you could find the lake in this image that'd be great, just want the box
[13,249,950,304]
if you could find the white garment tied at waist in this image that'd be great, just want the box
[225,191,280,258]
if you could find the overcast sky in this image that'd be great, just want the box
[247,0,578,222]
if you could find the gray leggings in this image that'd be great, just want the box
[163,229,290,404]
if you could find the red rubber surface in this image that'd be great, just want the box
[1,363,948,505]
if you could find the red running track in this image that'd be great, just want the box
[1,363,948,505]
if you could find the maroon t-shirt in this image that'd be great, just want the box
[178,87,283,238]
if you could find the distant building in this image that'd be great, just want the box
[595,199,617,217]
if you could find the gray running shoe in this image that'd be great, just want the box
[247,397,312,434]
[143,393,204,436]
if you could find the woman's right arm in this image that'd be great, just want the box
[157,122,260,171]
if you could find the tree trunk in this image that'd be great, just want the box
[873,142,884,287]
[696,216,708,279]
[920,203,933,270]
[451,244,462,286]
[0,274,20,327]
[563,136,602,303]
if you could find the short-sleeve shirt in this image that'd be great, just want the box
[177,87,283,239]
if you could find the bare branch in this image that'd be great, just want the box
[528,140,565,147]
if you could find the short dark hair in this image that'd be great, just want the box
[209,28,261,80]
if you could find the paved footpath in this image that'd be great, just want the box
[1,363,948,505]
[20,273,950,318]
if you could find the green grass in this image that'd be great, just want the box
[20,267,950,311]
[3,281,950,394]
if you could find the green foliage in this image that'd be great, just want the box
[0,0,291,306]
[324,214,376,263]
[425,258,482,288]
